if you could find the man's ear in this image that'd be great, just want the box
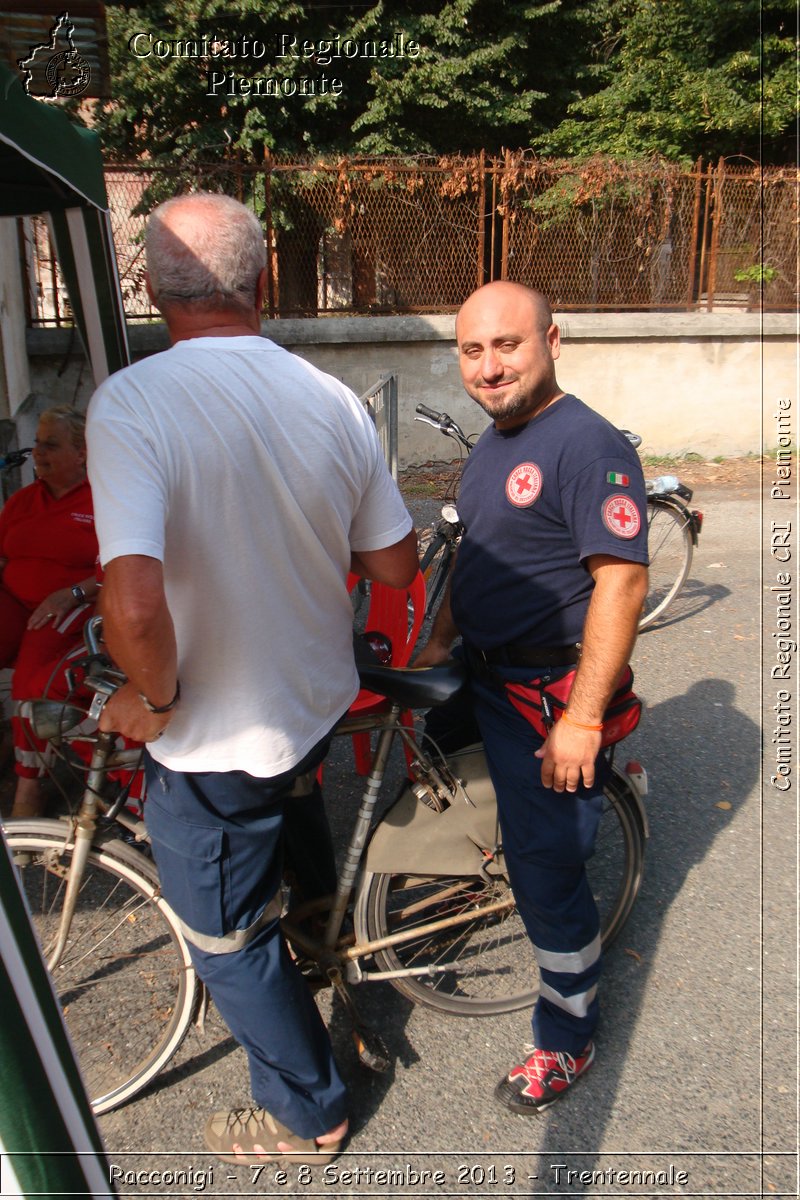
[547,322,561,361]
[254,266,269,315]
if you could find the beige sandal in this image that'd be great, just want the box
[204,1106,344,1166]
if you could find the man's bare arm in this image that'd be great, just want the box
[97,555,179,742]
[350,529,419,588]
[536,555,648,793]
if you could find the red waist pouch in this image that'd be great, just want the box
[504,665,642,748]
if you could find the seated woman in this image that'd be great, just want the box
[0,406,99,818]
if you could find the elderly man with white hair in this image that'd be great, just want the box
[86,192,417,1165]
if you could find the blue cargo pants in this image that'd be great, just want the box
[143,731,348,1140]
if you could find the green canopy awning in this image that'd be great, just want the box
[0,61,129,383]
[0,61,124,1195]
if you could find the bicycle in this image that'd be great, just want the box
[5,615,648,1114]
[414,405,703,630]
[639,471,703,629]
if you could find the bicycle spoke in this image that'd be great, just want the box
[8,833,196,1113]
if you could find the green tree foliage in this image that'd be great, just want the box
[93,0,587,161]
[344,0,583,153]
[95,0,343,162]
[540,0,796,163]
[94,0,794,163]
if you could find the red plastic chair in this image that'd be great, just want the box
[347,569,426,775]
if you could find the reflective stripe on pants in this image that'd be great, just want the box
[468,664,606,1055]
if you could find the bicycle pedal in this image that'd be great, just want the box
[295,959,332,991]
[352,1027,390,1073]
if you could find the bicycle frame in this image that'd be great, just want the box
[12,708,146,972]
[13,635,649,1093]
[282,702,516,980]
[19,685,515,988]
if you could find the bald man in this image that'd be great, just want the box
[417,282,649,1113]
[86,193,418,1163]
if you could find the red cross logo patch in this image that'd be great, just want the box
[602,494,641,539]
[505,462,542,508]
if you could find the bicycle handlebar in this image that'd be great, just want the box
[84,614,105,657]
[78,616,128,720]
[414,405,471,450]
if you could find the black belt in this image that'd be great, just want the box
[465,641,581,669]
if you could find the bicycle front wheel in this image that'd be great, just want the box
[357,768,645,1016]
[6,820,197,1115]
[420,531,453,619]
[640,497,694,629]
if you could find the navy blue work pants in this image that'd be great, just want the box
[143,734,348,1140]
[430,664,606,1055]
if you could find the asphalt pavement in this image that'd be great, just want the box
[91,473,795,1198]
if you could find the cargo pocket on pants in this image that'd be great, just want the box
[144,794,226,939]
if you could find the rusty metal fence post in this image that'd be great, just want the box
[686,157,704,310]
[697,161,713,309]
[705,158,726,312]
[499,149,512,281]
[262,156,277,320]
[476,150,486,291]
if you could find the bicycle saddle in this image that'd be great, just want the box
[355,660,467,708]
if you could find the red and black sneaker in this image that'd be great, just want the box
[495,1042,595,1114]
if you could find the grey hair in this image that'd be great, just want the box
[40,405,86,450]
[145,193,267,314]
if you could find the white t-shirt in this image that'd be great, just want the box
[86,335,412,777]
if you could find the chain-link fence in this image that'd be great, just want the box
[24,155,797,325]
[498,155,702,310]
[702,159,797,310]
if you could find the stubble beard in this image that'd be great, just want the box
[471,381,541,425]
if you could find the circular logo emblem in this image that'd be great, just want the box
[505,462,542,508]
[45,51,91,97]
[602,494,641,539]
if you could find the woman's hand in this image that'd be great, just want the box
[26,588,77,631]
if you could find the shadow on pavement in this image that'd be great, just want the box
[640,579,731,634]
[536,678,759,1186]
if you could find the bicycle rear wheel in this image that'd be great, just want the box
[357,767,645,1016]
[6,820,197,1114]
[640,497,694,629]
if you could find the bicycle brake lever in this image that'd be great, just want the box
[86,676,123,722]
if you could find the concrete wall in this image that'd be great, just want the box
[24,311,795,464]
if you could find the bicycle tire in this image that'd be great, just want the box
[5,820,198,1115]
[356,766,645,1016]
[420,531,454,619]
[640,497,694,630]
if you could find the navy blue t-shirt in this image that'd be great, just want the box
[450,394,649,650]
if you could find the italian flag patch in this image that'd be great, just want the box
[606,471,629,486]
